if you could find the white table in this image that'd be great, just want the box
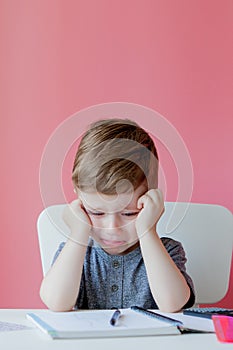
[0,309,233,350]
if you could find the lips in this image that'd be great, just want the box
[101,239,126,247]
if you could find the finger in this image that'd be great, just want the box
[146,189,164,204]
[137,193,152,209]
[65,200,82,220]
[156,188,164,201]
[137,194,146,209]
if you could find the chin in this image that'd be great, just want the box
[104,242,139,256]
[104,246,126,255]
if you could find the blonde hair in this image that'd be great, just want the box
[72,119,159,194]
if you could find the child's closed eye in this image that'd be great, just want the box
[122,212,139,217]
[87,211,104,216]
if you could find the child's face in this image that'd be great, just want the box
[78,183,147,255]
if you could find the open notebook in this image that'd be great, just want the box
[27,308,182,339]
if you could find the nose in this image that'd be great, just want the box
[105,214,122,231]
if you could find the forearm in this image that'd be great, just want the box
[140,229,190,312]
[40,237,87,312]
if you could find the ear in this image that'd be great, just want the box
[73,187,79,198]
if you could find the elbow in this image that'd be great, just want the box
[158,304,182,313]
[155,289,191,313]
[157,300,183,313]
[39,283,73,312]
[40,294,73,312]
[46,305,73,312]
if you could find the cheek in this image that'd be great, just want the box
[88,215,101,225]
[122,217,137,228]
[89,217,105,231]
[122,219,137,233]
[90,226,102,240]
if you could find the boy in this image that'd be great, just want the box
[40,118,195,312]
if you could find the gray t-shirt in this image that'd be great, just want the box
[53,237,195,310]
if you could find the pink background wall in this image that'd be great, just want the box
[0,0,232,308]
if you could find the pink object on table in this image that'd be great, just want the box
[212,316,233,343]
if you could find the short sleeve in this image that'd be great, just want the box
[51,242,65,266]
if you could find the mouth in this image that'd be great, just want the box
[101,239,126,247]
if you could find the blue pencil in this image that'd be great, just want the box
[131,306,183,326]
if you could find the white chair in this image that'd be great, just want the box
[37,202,233,305]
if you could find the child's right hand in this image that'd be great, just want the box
[63,199,92,242]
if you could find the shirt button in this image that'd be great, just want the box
[111,284,119,292]
[113,260,120,268]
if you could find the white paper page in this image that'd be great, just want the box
[33,309,174,332]
[157,312,215,332]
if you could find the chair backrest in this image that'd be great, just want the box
[37,202,233,305]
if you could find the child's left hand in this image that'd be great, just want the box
[135,189,164,237]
